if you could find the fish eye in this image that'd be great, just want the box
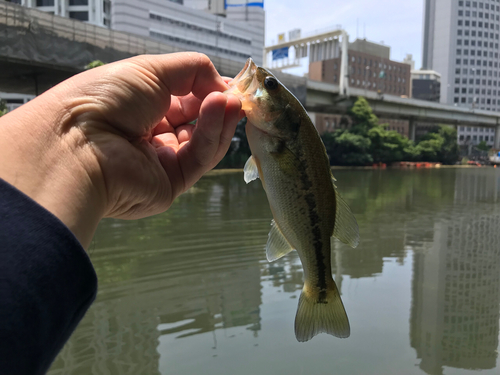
[264,76,279,90]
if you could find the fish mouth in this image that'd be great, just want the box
[226,58,258,95]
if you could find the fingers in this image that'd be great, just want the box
[165,93,202,127]
[174,92,241,190]
[138,52,228,100]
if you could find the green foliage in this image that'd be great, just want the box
[415,125,459,164]
[0,100,7,117]
[368,126,418,163]
[322,130,372,166]
[321,97,459,166]
[348,97,378,135]
[85,60,106,70]
[476,140,490,151]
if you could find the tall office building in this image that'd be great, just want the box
[423,0,500,111]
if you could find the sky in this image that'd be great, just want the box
[263,0,424,75]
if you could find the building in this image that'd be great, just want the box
[309,38,411,97]
[411,69,441,102]
[309,38,411,137]
[12,0,264,66]
[311,113,410,138]
[423,0,500,111]
[3,0,265,111]
[410,212,500,374]
[0,92,34,112]
[457,125,495,145]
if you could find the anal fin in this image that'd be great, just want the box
[332,178,360,248]
[266,220,294,262]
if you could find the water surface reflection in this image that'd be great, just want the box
[49,168,500,375]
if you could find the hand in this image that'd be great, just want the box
[0,52,242,247]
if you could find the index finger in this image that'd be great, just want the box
[136,52,228,100]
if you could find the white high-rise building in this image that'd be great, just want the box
[423,0,500,146]
[423,0,500,111]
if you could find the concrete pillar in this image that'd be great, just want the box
[339,30,349,97]
[408,118,416,141]
[495,124,500,149]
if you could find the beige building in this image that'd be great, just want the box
[309,38,411,97]
[309,39,412,138]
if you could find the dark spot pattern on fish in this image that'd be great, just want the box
[299,162,327,296]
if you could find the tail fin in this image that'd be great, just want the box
[294,284,350,342]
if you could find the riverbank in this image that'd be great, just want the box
[209,163,486,175]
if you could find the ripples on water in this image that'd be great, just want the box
[49,168,500,375]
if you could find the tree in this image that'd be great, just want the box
[415,125,459,164]
[85,60,106,70]
[476,140,490,151]
[320,97,458,166]
[0,100,7,118]
[322,130,372,166]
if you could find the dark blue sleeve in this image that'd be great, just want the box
[0,178,98,375]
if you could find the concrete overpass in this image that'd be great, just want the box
[306,79,500,147]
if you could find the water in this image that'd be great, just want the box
[48,168,500,375]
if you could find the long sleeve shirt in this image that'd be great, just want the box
[0,178,98,375]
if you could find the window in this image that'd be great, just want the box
[69,11,88,21]
[459,10,464,16]
[457,58,462,64]
[459,20,464,26]
[69,0,87,4]
[36,0,54,5]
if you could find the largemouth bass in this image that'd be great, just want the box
[226,59,360,342]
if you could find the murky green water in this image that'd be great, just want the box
[49,168,500,375]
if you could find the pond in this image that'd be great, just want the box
[49,167,500,375]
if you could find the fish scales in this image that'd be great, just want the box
[227,58,360,342]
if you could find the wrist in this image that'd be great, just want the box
[0,94,106,249]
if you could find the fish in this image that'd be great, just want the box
[226,58,360,342]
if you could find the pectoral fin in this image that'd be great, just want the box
[266,220,295,262]
[332,178,360,248]
[244,155,259,183]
